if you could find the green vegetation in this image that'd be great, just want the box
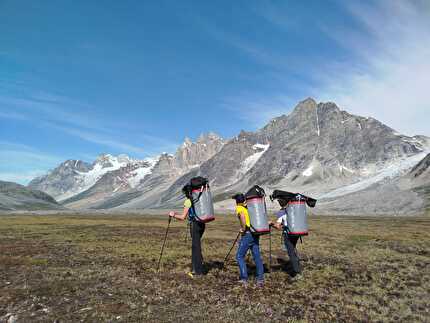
[1,213,429,322]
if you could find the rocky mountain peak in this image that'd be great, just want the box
[59,159,91,172]
[292,97,317,113]
[197,132,222,143]
[174,133,224,171]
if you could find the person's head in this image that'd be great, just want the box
[182,184,192,199]
[278,198,288,209]
[232,193,245,205]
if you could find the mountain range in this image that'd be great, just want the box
[0,180,62,211]
[12,98,430,215]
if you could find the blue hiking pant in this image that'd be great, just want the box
[235,231,264,282]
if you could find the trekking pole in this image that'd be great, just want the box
[157,216,172,272]
[185,221,190,243]
[269,228,272,272]
[223,231,241,267]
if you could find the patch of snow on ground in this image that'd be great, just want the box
[239,144,269,175]
[320,151,429,199]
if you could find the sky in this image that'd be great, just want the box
[1,0,429,184]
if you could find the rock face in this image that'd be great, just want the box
[26,99,430,214]
[410,153,430,181]
[0,181,62,211]
[28,160,92,199]
[174,133,225,171]
[247,98,424,188]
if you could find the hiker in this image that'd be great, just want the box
[232,193,264,286]
[169,176,215,277]
[269,202,302,277]
[269,190,317,278]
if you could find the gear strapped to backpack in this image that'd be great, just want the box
[270,190,317,236]
[182,176,215,223]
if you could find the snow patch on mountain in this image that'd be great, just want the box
[302,165,313,177]
[321,151,430,199]
[127,158,158,188]
[240,144,270,175]
[57,154,131,201]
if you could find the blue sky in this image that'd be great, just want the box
[1,0,429,184]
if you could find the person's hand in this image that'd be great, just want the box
[239,228,245,235]
[169,211,175,218]
[268,221,273,226]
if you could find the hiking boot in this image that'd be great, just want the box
[291,273,303,282]
[256,280,265,288]
[187,272,195,278]
[238,280,248,287]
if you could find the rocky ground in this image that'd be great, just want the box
[0,212,429,322]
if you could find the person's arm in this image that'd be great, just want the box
[269,211,285,230]
[269,220,283,231]
[169,207,189,221]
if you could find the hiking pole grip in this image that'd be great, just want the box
[223,231,241,266]
[157,216,172,272]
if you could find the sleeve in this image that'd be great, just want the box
[276,209,287,224]
[276,209,286,218]
[183,199,192,208]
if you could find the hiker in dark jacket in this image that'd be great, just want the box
[169,188,205,277]
[269,206,301,277]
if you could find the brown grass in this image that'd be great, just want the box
[0,213,429,322]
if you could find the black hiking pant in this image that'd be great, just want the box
[190,220,205,275]
[283,233,301,276]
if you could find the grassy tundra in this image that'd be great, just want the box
[0,213,429,322]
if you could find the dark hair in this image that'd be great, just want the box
[182,184,192,199]
[232,193,245,204]
[278,199,288,208]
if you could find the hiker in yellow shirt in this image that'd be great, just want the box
[232,193,264,287]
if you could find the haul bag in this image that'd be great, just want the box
[245,185,269,234]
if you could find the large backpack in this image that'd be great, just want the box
[182,176,215,223]
[270,190,317,236]
[244,185,270,235]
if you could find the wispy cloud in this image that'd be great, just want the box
[213,1,430,137]
[0,89,179,156]
[48,124,147,155]
[317,0,430,136]
[0,141,63,184]
[221,94,296,128]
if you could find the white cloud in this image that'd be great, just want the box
[215,1,430,137]
[318,0,430,136]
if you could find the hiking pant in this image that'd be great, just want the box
[283,232,301,275]
[236,231,264,282]
[190,220,205,275]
